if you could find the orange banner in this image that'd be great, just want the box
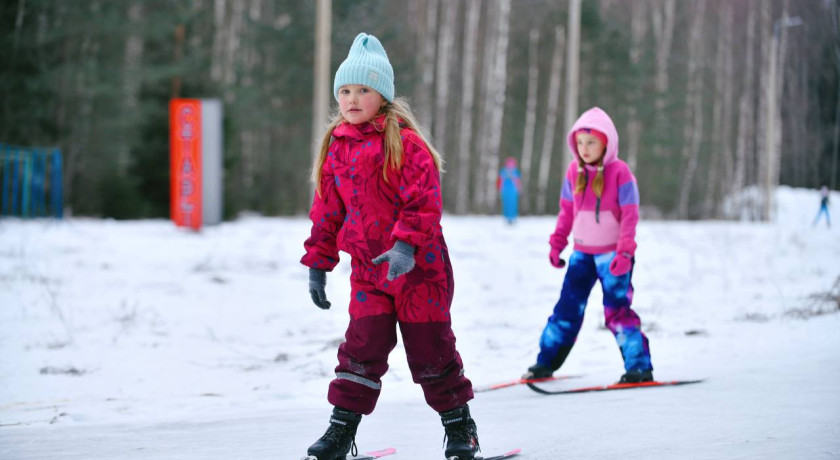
[169,99,202,230]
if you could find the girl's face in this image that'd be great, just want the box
[337,84,387,125]
[576,132,606,164]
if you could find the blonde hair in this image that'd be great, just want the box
[574,157,605,198]
[311,97,443,196]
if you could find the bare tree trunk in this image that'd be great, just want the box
[562,0,582,160]
[416,0,438,128]
[172,24,185,98]
[535,26,565,215]
[770,0,792,213]
[676,0,706,219]
[473,3,499,211]
[791,62,807,186]
[834,63,840,191]
[312,0,331,203]
[433,0,457,158]
[756,0,772,218]
[832,2,840,190]
[651,0,676,157]
[454,0,480,214]
[119,1,145,176]
[225,0,244,89]
[704,1,734,219]
[833,0,840,190]
[519,28,540,214]
[211,0,226,82]
[732,0,757,220]
[624,0,647,173]
[482,0,511,212]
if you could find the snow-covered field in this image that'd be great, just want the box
[1,186,838,459]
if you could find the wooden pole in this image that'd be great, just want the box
[563,0,582,164]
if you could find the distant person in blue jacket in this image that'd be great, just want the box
[498,156,522,224]
[813,185,831,228]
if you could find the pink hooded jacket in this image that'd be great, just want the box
[550,107,640,256]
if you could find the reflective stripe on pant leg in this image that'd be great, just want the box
[399,321,473,413]
[328,278,397,415]
[392,246,471,413]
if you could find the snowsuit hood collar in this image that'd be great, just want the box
[333,115,387,140]
[566,107,620,168]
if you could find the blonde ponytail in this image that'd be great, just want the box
[573,158,605,198]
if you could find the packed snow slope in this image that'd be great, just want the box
[1,186,838,459]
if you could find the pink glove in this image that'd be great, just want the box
[549,246,566,268]
[609,253,632,276]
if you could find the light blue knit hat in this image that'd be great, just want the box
[333,33,394,102]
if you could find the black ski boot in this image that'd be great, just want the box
[305,406,362,460]
[521,363,553,380]
[440,405,480,460]
[619,369,654,384]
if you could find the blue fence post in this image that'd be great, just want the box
[31,149,40,216]
[0,144,62,219]
[52,149,63,219]
[0,146,8,216]
[11,150,20,216]
[22,152,32,217]
[38,149,47,217]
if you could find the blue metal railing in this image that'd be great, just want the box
[0,143,63,219]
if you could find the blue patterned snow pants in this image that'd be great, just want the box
[536,250,653,373]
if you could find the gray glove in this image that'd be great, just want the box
[372,240,416,281]
[308,268,331,310]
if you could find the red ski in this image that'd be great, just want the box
[303,447,395,460]
[476,448,522,459]
[351,448,396,459]
[473,375,578,393]
[527,379,705,395]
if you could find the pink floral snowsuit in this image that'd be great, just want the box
[301,116,473,415]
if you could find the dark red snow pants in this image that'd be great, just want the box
[327,255,474,415]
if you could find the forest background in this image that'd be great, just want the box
[2,0,838,220]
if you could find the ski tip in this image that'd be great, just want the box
[364,447,397,457]
[354,447,396,458]
[475,447,523,459]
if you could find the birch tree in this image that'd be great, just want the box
[756,0,772,218]
[473,3,499,210]
[704,1,735,219]
[433,0,457,161]
[770,0,793,213]
[651,0,676,156]
[454,0,480,214]
[624,0,647,173]
[676,0,706,219]
[482,0,511,212]
[519,29,540,214]
[416,0,438,128]
[535,26,565,215]
[732,1,757,219]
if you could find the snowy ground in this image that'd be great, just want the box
[1,186,839,459]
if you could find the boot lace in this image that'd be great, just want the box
[441,421,480,453]
[322,424,358,457]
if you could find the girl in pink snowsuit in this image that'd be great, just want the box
[523,107,654,384]
[301,33,478,460]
